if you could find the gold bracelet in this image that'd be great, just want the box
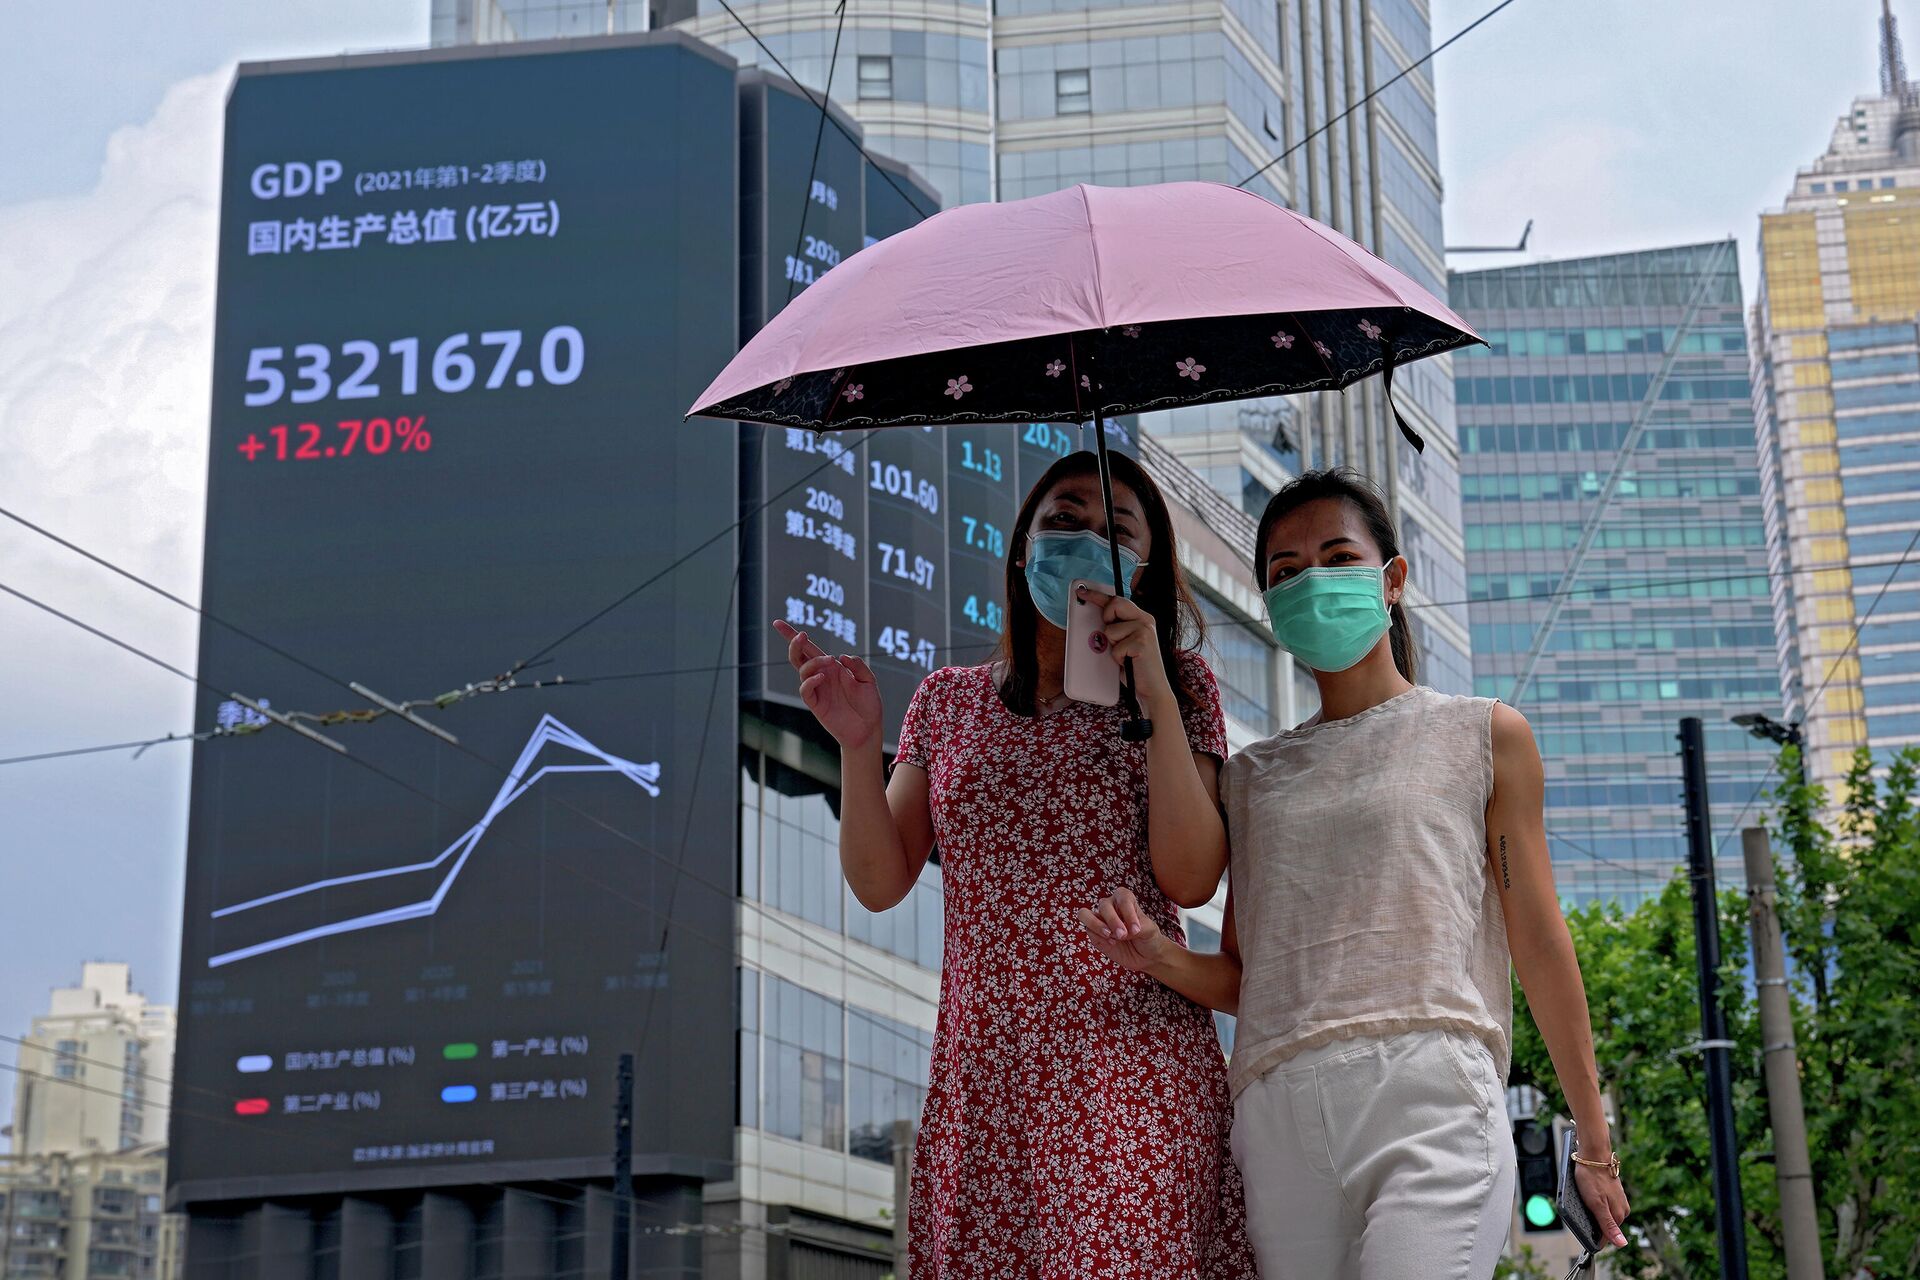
[1571,1151,1621,1179]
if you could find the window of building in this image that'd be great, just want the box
[1056,69,1091,115]
[1884,177,1898,189]
[847,862,943,971]
[848,1008,934,1165]
[742,748,944,969]
[1834,180,1850,192]
[1196,594,1277,731]
[1811,183,1826,194]
[1241,467,1275,520]
[1291,661,1320,723]
[53,1039,80,1080]
[1831,351,1920,382]
[739,967,932,1162]
[857,56,892,100]
[1831,321,1916,351]
[742,761,843,934]
[754,973,845,1151]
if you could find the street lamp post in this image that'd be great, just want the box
[1729,710,1825,1280]
[1732,712,1805,775]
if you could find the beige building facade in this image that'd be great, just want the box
[10,965,174,1159]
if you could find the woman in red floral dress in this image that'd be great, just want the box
[773,450,1255,1279]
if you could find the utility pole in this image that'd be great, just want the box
[612,1053,634,1280]
[1679,716,1751,1280]
[1742,828,1826,1280]
[891,1119,914,1279]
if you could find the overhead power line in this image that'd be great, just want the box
[0,574,949,1036]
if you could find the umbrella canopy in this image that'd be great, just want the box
[688,181,1479,442]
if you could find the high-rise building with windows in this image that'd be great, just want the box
[0,1145,184,1280]
[429,0,992,208]
[428,0,1474,696]
[1451,244,1777,904]
[10,964,174,1159]
[1751,2,1920,795]
[4,966,183,1278]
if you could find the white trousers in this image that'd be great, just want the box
[1231,1029,1515,1280]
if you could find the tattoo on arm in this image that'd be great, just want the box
[1499,834,1511,890]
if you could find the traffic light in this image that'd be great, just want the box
[1514,1117,1560,1233]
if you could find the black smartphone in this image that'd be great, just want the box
[1558,1126,1602,1273]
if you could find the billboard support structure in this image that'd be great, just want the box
[613,1052,634,1280]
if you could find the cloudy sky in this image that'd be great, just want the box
[0,0,1889,1137]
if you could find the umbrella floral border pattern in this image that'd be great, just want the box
[700,307,1480,432]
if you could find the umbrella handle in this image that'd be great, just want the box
[1093,418,1154,743]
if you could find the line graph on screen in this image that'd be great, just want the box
[206,714,663,968]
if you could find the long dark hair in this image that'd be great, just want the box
[996,450,1207,717]
[1253,468,1418,684]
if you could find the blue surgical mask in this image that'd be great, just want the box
[1023,529,1144,629]
[1263,560,1396,673]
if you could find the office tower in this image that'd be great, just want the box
[428,0,1475,696]
[429,0,990,208]
[1451,244,1777,904]
[1750,0,1920,795]
[11,964,174,1159]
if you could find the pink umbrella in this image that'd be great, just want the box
[688,180,1479,738]
[690,181,1476,437]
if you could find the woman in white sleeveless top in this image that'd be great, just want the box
[1077,469,1630,1280]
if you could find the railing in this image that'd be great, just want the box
[6,1222,65,1247]
[1,1247,64,1277]
[92,1193,136,1218]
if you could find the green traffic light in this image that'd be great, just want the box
[1523,1194,1559,1229]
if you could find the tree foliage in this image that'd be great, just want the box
[1509,746,1920,1279]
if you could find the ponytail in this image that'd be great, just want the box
[1387,598,1417,684]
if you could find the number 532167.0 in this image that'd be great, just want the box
[241,327,584,407]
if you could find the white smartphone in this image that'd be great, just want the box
[1063,578,1121,706]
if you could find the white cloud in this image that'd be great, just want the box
[0,69,223,577]
[0,69,230,1136]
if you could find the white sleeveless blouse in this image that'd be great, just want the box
[1220,686,1511,1098]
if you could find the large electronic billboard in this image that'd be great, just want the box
[172,37,742,1201]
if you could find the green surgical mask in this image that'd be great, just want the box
[1263,561,1396,673]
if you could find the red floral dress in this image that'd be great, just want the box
[894,656,1256,1280]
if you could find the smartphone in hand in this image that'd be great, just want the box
[1558,1126,1602,1275]
[1063,578,1121,706]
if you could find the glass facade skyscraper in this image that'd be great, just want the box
[430,0,993,209]
[428,0,1474,697]
[1451,244,1776,904]
[1751,7,1920,795]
